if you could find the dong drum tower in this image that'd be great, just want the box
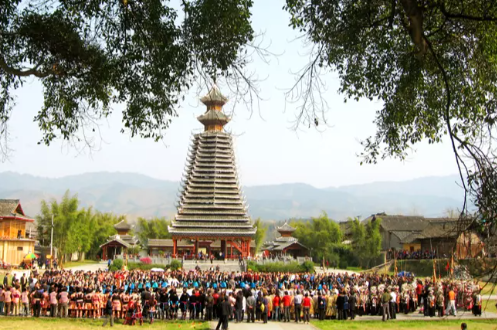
[168,86,256,257]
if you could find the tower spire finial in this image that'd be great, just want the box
[200,84,228,107]
[197,85,230,132]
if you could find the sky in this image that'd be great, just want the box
[0,0,459,188]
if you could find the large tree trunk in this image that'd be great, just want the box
[79,251,85,261]
[400,0,427,56]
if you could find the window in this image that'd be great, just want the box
[17,246,23,251]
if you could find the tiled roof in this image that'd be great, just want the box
[168,228,256,237]
[147,239,193,248]
[114,220,132,230]
[400,232,422,244]
[339,221,353,236]
[200,85,228,106]
[419,221,459,239]
[100,237,131,249]
[277,222,296,232]
[266,241,308,252]
[366,214,460,233]
[0,199,34,221]
[399,219,460,243]
[120,235,139,245]
[0,199,19,217]
[274,236,297,243]
[197,110,230,126]
[369,215,429,231]
[391,231,418,241]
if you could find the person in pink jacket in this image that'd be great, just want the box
[49,287,58,317]
[21,288,29,316]
[3,286,12,316]
[12,286,20,316]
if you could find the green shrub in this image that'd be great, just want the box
[338,258,348,269]
[247,261,315,273]
[301,260,315,272]
[127,262,166,271]
[169,259,182,271]
[111,259,124,271]
[247,260,258,271]
[127,262,140,270]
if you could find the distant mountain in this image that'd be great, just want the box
[0,171,466,221]
[333,175,465,201]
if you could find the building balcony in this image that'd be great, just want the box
[0,236,36,242]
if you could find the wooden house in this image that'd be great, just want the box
[0,199,36,265]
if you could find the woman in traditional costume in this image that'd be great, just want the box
[472,290,482,316]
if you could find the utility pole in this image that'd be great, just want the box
[50,214,54,256]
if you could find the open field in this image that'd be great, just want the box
[63,260,100,268]
[0,318,209,330]
[483,299,497,314]
[311,319,497,330]
[481,282,497,296]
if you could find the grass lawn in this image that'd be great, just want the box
[0,318,209,330]
[482,299,497,314]
[480,282,497,296]
[0,270,13,285]
[346,267,363,272]
[63,260,100,268]
[311,319,497,330]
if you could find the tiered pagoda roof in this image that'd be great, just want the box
[114,220,132,231]
[277,222,296,233]
[262,222,308,253]
[169,86,256,239]
[100,219,139,248]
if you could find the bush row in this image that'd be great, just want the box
[246,260,315,273]
[110,259,182,271]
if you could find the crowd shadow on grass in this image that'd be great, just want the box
[0,318,209,330]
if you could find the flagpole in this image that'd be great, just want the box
[450,251,454,278]
[50,214,54,256]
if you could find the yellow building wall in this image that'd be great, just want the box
[0,219,27,238]
[0,240,35,265]
[403,243,421,252]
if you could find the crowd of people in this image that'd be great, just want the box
[387,250,440,260]
[0,266,493,328]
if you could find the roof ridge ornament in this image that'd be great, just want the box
[200,84,228,107]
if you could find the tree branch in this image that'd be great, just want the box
[439,4,497,22]
[0,56,51,78]
[423,35,468,220]
[389,0,396,29]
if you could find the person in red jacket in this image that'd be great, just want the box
[302,293,312,324]
[282,291,291,322]
[272,294,280,321]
